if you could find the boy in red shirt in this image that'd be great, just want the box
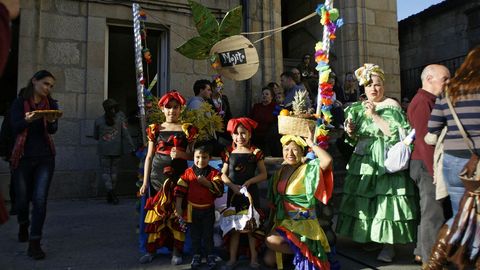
[174,143,223,270]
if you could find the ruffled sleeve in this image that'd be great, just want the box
[343,102,364,146]
[252,147,265,161]
[305,159,334,205]
[221,147,232,164]
[146,124,159,142]
[376,105,411,146]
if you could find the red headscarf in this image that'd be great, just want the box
[226,117,258,134]
[158,90,186,107]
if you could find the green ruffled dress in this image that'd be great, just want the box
[336,102,418,244]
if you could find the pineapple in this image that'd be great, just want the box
[292,89,313,116]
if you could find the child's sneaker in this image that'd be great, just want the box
[191,254,202,269]
[171,254,183,265]
[207,255,217,270]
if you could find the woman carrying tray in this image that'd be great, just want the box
[10,70,62,260]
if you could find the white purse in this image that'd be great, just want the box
[384,128,412,173]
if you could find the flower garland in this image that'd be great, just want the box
[314,2,343,149]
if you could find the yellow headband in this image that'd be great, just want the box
[280,135,308,149]
[354,63,385,86]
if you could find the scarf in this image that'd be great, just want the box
[10,97,56,169]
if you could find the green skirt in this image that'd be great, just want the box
[336,153,418,244]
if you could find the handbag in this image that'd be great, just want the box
[445,94,480,181]
[384,127,411,173]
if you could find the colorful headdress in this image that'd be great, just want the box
[158,90,186,107]
[226,117,258,134]
[354,64,385,86]
[280,135,308,150]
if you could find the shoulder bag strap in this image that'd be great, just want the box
[445,93,475,155]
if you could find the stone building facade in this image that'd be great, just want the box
[1,0,400,199]
[0,0,283,198]
[282,0,401,98]
[399,0,480,99]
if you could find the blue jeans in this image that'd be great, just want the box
[442,153,467,225]
[13,156,55,240]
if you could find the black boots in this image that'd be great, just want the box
[18,223,29,242]
[107,191,119,205]
[28,239,45,260]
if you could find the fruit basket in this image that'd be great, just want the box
[277,89,316,137]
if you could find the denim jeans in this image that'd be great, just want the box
[13,156,55,240]
[442,153,467,226]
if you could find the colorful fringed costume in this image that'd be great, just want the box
[336,102,418,244]
[143,124,191,254]
[269,158,334,270]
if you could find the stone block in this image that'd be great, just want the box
[375,11,398,29]
[54,92,78,118]
[87,17,106,43]
[55,0,80,15]
[20,0,37,9]
[365,0,389,11]
[87,2,131,20]
[65,68,86,93]
[390,29,399,45]
[40,0,55,11]
[76,146,98,170]
[85,93,104,119]
[366,25,391,44]
[365,8,375,25]
[81,119,97,144]
[54,146,77,170]
[86,41,105,69]
[45,41,81,65]
[19,9,36,37]
[341,24,359,41]
[85,67,105,95]
[40,13,86,41]
[342,7,358,24]
[53,119,80,146]
[17,36,36,69]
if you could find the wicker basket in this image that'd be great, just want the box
[278,115,316,137]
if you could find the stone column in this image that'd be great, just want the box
[334,0,400,98]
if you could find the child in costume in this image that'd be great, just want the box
[94,98,135,204]
[220,117,267,269]
[174,143,224,270]
[138,91,196,265]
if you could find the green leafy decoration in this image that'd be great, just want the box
[219,6,243,39]
[175,36,213,60]
[176,0,243,60]
[188,0,219,39]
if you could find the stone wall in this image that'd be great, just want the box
[282,0,401,99]
[0,0,283,199]
[398,0,479,98]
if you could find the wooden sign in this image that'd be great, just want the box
[218,48,247,67]
[210,35,259,81]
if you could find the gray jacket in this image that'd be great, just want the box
[93,113,134,156]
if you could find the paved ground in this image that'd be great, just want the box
[0,198,421,270]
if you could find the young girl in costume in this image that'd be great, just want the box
[138,91,196,265]
[221,117,267,269]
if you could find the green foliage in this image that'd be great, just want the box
[175,0,243,60]
[147,97,224,141]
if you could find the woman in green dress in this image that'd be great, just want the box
[336,64,418,262]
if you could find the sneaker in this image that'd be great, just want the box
[139,253,154,264]
[207,255,217,270]
[377,244,395,263]
[172,254,183,265]
[191,254,202,269]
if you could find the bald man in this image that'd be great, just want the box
[407,64,450,267]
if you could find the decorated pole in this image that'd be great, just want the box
[132,3,147,145]
[314,1,342,148]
